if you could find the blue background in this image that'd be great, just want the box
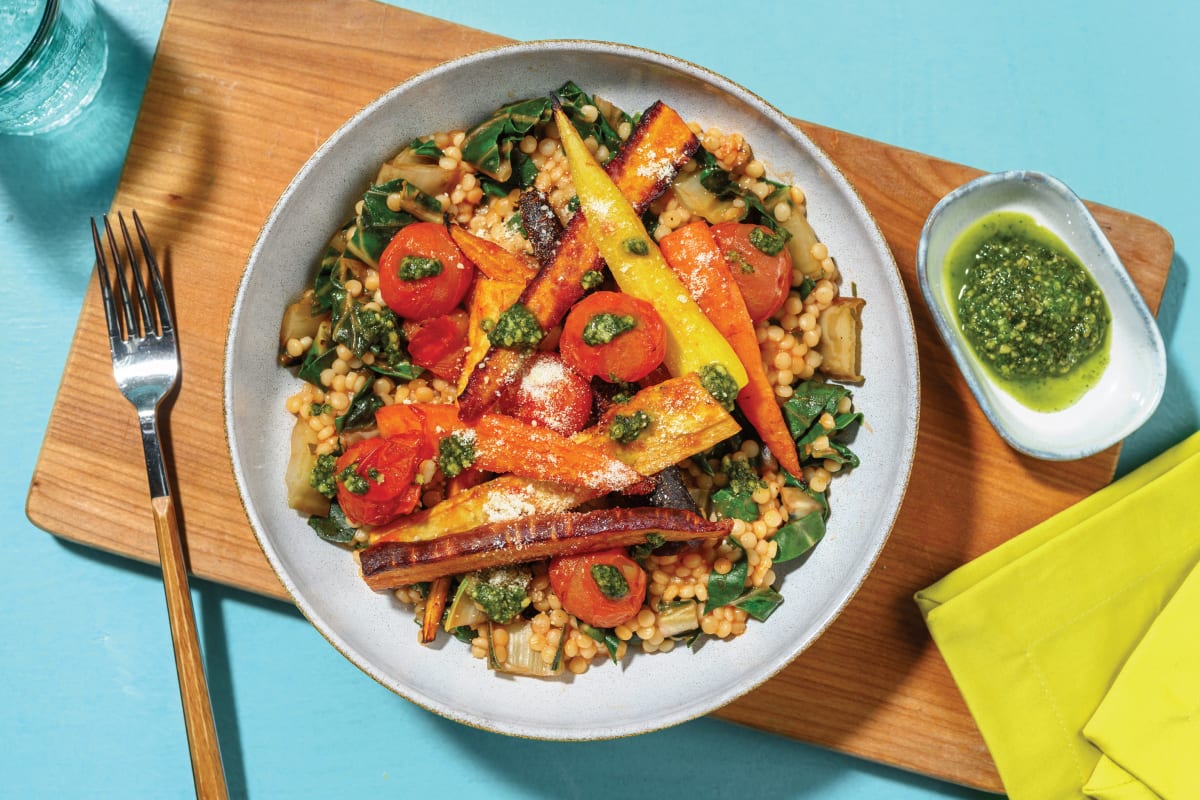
[3,1,1196,797]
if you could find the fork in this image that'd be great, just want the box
[92,212,229,800]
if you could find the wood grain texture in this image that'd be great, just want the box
[152,495,227,800]
[26,0,1174,792]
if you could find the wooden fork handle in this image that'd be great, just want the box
[152,494,229,800]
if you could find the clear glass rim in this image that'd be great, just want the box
[0,0,61,87]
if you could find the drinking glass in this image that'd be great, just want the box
[0,0,108,135]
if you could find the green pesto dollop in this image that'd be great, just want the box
[467,566,532,624]
[336,462,371,495]
[582,312,636,346]
[397,254,443,281]
[945,211,1111,412]
[749,225,789,256]
[590,564,630,600]
[310,453,340,499]
[609,409,651,444]
[436,431,477,478]
[487,302,545,350]
[699,362,739,411]
[580,270,605,291]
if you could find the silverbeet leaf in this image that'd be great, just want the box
[704,540,749,614]
[730,586,785,622]
[308,503,356,544]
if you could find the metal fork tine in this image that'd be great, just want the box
[132,210,174,335]
[91,218,123,345]
[102,215,139,339]
[117,212,156,337]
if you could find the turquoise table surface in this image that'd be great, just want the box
[4,1,1197,797]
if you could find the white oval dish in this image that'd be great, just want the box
[225,40,919,739]
[917,170,1166,461]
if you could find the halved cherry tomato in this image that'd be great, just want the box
[375,403,464,460]
[549,548,647,628]
[559,291,666,383]
[334,434,423,526]
[379,222,476,321]
[499,352,593,437]
[405,309,470,382]
[710,222,792,323]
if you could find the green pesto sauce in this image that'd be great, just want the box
[582,313,636,346]
[589,564,630,600]
[944,211,1111,412]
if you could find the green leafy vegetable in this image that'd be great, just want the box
[704,540,749,614]
[772,510,826,563]
[782,381,863,458]
[709,455,764,522]
[730,586,785,621]
[460,96,553,180]
[336,374,383,432]
[407,137,443,159]
[451,625,476,644]
[308,503,357,544]
[629,533,667,566]
[580,623,622,663]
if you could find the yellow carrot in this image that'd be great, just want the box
[552,104,748,390]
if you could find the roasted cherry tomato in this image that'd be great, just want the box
[405,309,470,382]
[710,221,792,323]
[559,291,666,383]
[379,222,475,321]
[375,403,464,460]
[548,548,647,628]
[334,433,423,526]
[499,352,593,437]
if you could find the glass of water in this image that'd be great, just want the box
[0,0,108,135]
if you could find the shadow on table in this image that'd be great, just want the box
[431,710,994,799]
[0,7,152,293]
[1117,252,1197,475]
[56,537,298,800]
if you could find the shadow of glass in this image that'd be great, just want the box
[0,6,152,293]
[1118,253,1196,475]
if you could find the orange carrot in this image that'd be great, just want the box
[659,221,802,477]
[448,226,538,284]
[377,402,642,493]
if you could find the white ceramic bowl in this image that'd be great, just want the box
[917,171,1166,461]
[225,40,919,739]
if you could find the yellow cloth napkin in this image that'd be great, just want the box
[915,432,1200,800]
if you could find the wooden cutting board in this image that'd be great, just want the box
[27,0,1173,791]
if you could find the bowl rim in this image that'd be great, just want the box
[916,169,1166,460]
[224,37,920,738]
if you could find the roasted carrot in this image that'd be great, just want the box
[552,104,749,389]
[376,402,642,493]
[659,221,802,476]
[518,188,562,267]
[474,413,642,492]
[459,277,525,395]
[448,226,538,284]
[457,101,700,420]
[370,374,739,544]
[360,508,731,589]
[419,576,452,644]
